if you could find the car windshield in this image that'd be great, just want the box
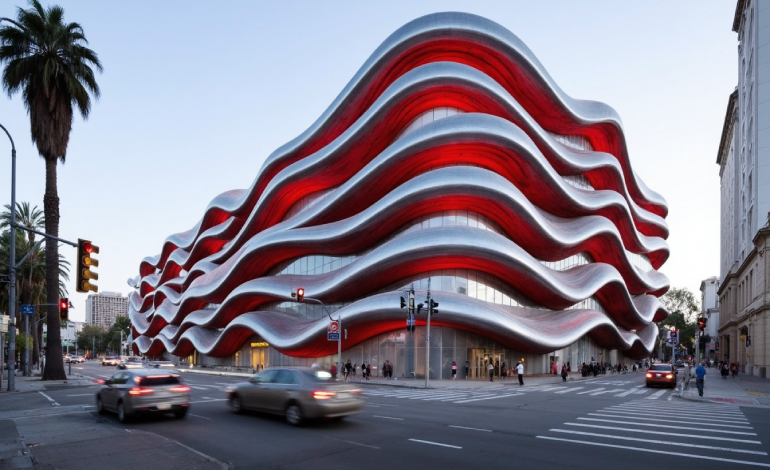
[138,375,180,386]
[649,365,672,371]
[301,370,333,382]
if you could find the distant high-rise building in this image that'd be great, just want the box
[717,0,769,378]
[86,292,129,330]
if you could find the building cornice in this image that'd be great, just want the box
[733,0,747,33]
[717,89,738,168]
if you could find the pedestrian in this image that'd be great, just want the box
[501,361,507,379]
[516,361,524,386]
[695,361,706,397]
[452,361,457,379]
[465,360,469,379]
[353,363,357,379]
[311,361,319,369]
[561,364,568,382]
[366,363,371,380]
[730,362,739,378]
[331,363,338,380]
[488,361,494,381]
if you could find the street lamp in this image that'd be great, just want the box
[1,122,18,391]
[293,289,341,379]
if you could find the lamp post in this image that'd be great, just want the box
[302,297,341,378]
[1,123,18,391]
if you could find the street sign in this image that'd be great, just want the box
[328,321,339,341]
[670,331,678,341]
[21,304,34,316]
[0,315,8,333]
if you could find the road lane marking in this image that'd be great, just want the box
[590,389,625,396]
[538,386,567,392]
[646,390,668,399]
[449,425,492,432]
[608,405,747,420]
[576,417,755,435]
[555,387,584,394]
[190,386,211,390]
[564,423,760,444]
[373,415,403,420]
[66,394,94,397]
[453,393,522,403]
[536,436,770,468]
[549,429,768,456]
[577,388,604,394]
[597,410,749,424]
[367,403,397,407]
[616,387,644,397]
[329,439,380,449]
[409,439,461,449]
[38,391,60,407]
[441,393,496,402]
[589,412,751,427]
[422,394,470,401]
[188,413,211,420]
[189,399,227,404]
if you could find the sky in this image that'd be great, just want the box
[0,1,737,322]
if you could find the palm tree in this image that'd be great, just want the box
[0,202,69,373]
[0,1,102,380]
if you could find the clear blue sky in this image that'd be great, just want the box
[0,1,736,321]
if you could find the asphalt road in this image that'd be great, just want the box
[5,362,770,469]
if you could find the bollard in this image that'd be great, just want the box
[68,360,71,376]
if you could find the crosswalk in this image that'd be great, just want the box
[362,384,676,403]
[537,399,770,468]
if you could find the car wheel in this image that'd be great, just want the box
[117,402,131,423]
[174,408,188,419]
[285,403,303,426]
[96,396,106,415]
[230,395,243,414]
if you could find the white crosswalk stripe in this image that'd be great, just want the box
[362,383,675,402]
[537,399,770,467]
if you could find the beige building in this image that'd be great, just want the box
[85,291,129,330]
[716,1,769,378]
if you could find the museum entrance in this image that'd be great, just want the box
[468,348,506,379]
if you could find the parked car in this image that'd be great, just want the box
[226,367,364,426]
[646,363,677,388]
[102,356,121,366]
[118,357,144,369]
[95,368,190,423]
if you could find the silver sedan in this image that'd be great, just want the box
[95,368,191,422]
[227,367,364,425]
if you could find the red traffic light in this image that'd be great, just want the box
[59,298,69,322]
[59,299,67,309]
[297,288,305,302]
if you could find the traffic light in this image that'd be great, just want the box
[698,317,706,331]
[430,299,439,315]
[400,296,406,309]
[297,287,305,302]
[59,298,69,322]
[76,239,99,293]
[416,303,423,315]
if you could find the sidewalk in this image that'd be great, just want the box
[0,370,227,470]
[677,369,770,407]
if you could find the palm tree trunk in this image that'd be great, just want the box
[42,157,65,380]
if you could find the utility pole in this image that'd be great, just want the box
[425,278,431,389]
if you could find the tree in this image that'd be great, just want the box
[0,202,69,372]
[0,1,102,380]
[76,323,104,356]
[107,316,131,355]
[656,287,700,359]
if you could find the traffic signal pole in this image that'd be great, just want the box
[425,278,431,389]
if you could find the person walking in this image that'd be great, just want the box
[488,361,494,381]
[465,360,469,379]
[695,361,706,397]
[366,363,371,380]
[721,362,729,379]
[451,361,457,379]
[516,361,524,386]
[561,364,568,382]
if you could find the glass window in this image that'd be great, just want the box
[274,370,299,385]
[257,370,279,383]
[468,212,478,228]
[446,210,457,226]
[430,216,442,228]
[457,210,468,226]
